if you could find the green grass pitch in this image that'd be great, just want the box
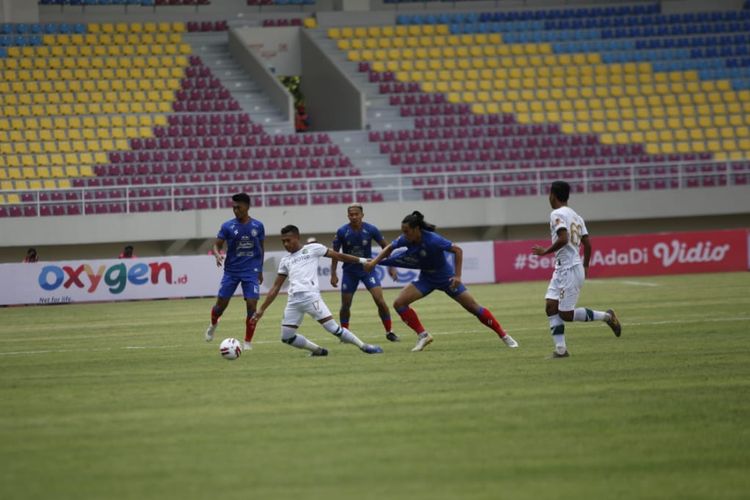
[1,272,749,500]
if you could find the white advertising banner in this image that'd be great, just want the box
[0,256,220,306]
[0,242,495,306]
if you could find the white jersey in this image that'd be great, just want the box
[548,206,588,269]
[277,243,328,297]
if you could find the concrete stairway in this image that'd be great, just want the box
[183,32,294,135]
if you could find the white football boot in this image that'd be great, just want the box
[411,332,434,352]
[501,334,519,348]
[204,323,217,342]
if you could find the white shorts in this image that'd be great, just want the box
[544,264,585,312]
[282,293,332,326]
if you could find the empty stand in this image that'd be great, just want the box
[329,3,750,200]
[0,21,370,216]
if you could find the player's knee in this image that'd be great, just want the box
[280,326,297,344]
[545,304,557,316]
[559,311,574,322]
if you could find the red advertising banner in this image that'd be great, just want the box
[494,229,749,283]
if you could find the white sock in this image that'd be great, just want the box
[340,328,365,349]
[573,308,608,322]
[549,314,566,351]
[291,334,320,352]
[281,326,321,352]
[321,319,365,348]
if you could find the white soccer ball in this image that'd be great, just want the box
[219,338,242,360]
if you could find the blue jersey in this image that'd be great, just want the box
[217,217,265,277]
[385,231,455,279]
[332,222,385,272]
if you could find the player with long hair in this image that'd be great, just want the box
[364,211,518,352]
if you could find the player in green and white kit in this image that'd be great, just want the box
[532,181,622,358]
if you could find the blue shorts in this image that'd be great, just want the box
[218,273,260,300]
[412,273,467,298]
[340,269,382,294]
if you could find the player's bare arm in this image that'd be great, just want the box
[449,244,464,288]
[363,244,394,273]
[532,228,569,256]
[212,238,225,267]
[325,248,370,265]
[330,248,340,287]
[379,238,398,280]
[252,273,287,323]
[581,234,592,277]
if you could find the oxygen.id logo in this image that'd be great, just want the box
[38,261,186,295]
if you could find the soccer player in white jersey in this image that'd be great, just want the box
[251,225,383,356]
[532,181,621,359]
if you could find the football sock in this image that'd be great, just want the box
[476,307,507,338]
[395,306,426,335]
[573,308,608,322]
[210,305,223,325]
[340,329,365,349]
[321,319,365,348]
[281,326,320,352]
[292,334,320,352]
[549,314,566,351]
[380,313,392,333]
[245,313,257,343]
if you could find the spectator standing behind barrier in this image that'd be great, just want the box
[23,248,39,263]
[119,245,136,259]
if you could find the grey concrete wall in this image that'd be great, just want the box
[228,27,295,122]
[233,26,303,76]
[300,28,364,131]
[0,0,38,22]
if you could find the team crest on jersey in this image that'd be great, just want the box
[251,229,258,237]
[302,248,308,254]
[362,239,368,246]
[419,249,427,257]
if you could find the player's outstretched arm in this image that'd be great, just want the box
[379,238,398,279]
[325,248,369,266]
[252,274,287,323]
[363,244,394,273]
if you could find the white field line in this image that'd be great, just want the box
[587,280,660,287]
[0,316,748,357]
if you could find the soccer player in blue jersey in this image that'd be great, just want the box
[364,211,518,352]
[330,204,400,343]
[204,193,265,350]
